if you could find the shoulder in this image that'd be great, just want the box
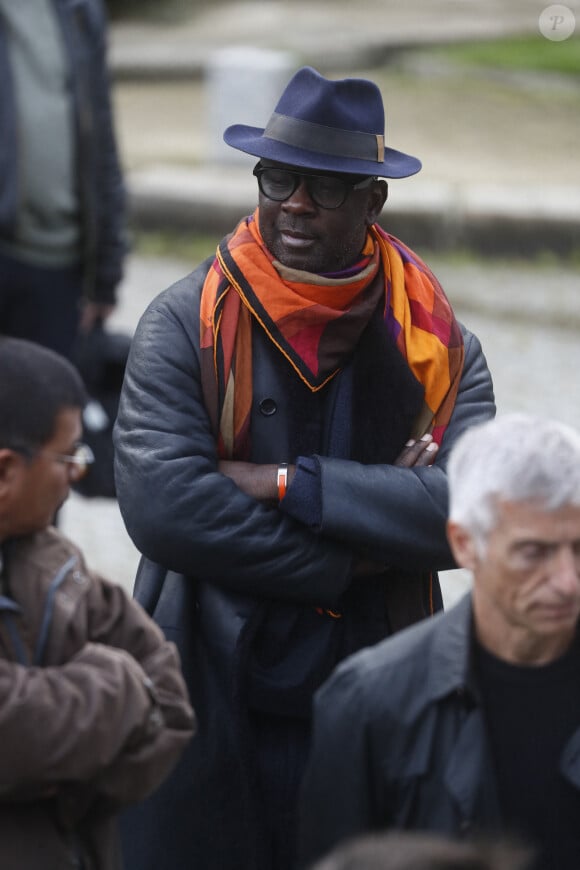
[6,528,101,614]
[348,608,446,673]
[448,321,495,431]
[8,528,83,576]
[459,322,485,359]
[317,606,459,719]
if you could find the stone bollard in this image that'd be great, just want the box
[204,46,296,166]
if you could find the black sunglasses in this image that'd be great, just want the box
[253,163,376,209]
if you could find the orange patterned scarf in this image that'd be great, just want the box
[200,210,464,459]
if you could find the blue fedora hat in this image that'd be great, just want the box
[223,66,421,178]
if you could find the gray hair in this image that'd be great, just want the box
[447,413,580,550]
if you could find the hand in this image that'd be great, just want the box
[394,433,438,468]
[79,302,116,333]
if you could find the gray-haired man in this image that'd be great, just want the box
[299,413,580,870]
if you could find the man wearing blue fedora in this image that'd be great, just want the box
[115,66,495,870]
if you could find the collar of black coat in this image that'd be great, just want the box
[428,593,480,705]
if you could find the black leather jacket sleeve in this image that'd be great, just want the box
[114,269,354,607]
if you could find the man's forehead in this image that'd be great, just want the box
[51,405,83,446]
[258,158,365,180]
[259,159,296,170]
[495,498,580,535]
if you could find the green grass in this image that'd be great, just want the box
[436,35,580,77]
[132,230,220,265]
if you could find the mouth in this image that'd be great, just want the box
[278,228,317,249]
[538,602,578,622]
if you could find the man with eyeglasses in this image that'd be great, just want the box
[0,336,195,869]
[114,66,495,870]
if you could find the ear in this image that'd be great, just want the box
[366,180,388,225]
[446,520,479,571]
[0,449,22,491]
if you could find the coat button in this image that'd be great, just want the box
[259,397,277,416]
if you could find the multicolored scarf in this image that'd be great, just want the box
[200,209,464,459]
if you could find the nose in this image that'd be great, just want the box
[281,178,316,214]
[67,462,87,484]
[551,546,580,598]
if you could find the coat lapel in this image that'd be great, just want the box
[443,709,500,828]
[431,597,502,830]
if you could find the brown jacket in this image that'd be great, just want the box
[0,527,195,870]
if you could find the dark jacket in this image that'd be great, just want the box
[298,594,580,867]
[0,527,195,870]
[0,0,126,303]
[113,257,495,870]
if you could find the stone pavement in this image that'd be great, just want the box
[107,0,580,254]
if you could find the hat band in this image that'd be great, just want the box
[263,112,385,164]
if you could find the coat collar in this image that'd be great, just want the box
[424,593,501,827]
[429,594,580,819]
[427,593,480,703]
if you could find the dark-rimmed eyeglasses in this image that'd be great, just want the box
[9,442,95,478]
[253,163,376,210]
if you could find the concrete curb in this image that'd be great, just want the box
[127,166,580,257]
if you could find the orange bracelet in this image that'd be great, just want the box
[277,463,289,501]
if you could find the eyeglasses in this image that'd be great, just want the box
[253,163,376,209]
[39,443,95,475]
[9,442,95,478]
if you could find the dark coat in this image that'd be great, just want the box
[0,0,126,303]
[114,257,496,870]
[298,594,580,868]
